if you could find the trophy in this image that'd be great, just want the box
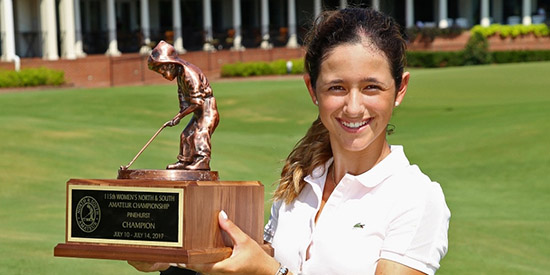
[54,41,272,264]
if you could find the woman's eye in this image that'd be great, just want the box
[328,85,345,91]
[365,85,381,91]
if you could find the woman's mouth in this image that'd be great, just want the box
[339,118,372,131]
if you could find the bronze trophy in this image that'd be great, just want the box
[54,41,272,264]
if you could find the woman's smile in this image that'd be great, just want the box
[337,117,372,132]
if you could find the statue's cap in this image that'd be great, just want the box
[148,40,185,68]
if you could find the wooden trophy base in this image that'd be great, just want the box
[54,170,273,263]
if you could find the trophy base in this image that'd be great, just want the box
[54,243,273,264]
[54,179,270,264]
[117,169,219,181]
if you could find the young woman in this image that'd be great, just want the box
[130,7,450,275]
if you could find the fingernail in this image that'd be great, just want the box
[220,210,228,220]
[176,263,187,268]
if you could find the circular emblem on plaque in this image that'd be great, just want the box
[75,196,101,233]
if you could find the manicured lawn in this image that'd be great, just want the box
[0,62,549,274]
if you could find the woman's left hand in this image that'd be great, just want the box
[186,211,280,275]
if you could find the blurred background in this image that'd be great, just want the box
[1,0,549,274]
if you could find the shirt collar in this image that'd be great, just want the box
[353,145,410,188]
[304,145,410,189]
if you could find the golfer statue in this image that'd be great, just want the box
[148,41,219,170]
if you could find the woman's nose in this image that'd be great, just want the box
[343,90,364,116]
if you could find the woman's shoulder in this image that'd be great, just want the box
[385,159,449,215]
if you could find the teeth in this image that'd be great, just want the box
[342,120,369,128]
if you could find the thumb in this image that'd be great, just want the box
[218,210,248,246]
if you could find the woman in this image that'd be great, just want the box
[130,7,450,275]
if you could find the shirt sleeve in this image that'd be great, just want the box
[263,199,283,244]
[379,183,451,275]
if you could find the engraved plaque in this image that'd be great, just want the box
[68,185,183,247]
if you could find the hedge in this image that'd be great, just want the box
[221,58,304,77]
[0,67,65,88]
[407,50,550,68]
[471,24,550,38]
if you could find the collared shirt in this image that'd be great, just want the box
[264,146,450,275]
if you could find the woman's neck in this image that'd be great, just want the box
[330,137,391,183]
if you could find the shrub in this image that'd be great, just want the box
[269,60,288,75]
[463,32,492,65]
[407,49,550,68]
[221,58,303,77]
[492,50,550,63]
[0,67,65,88]
[533,24,550,37]
[471,24,550,39]
[407,51,464,68]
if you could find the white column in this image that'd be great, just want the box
[286,0,298,48]
[371,0,380,11]
[340,0,347,9]
[522,0,532,25]
[41,0,59,60]
[480,0,490,27]
[406,0,414,28]
[231,0,244,50]
[260,0,272,49]
[438,0,448,28]
[172,0,186,53]
[59,0,77,59]
[105,0,121,56]
[1,0,18,62]
[314,0,322,17]
[74,0,86,57]
[140,0,151,54]
[202,0,214,51]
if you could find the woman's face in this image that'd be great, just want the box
[305,41,409,154]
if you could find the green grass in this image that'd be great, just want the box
[1,62,549,274]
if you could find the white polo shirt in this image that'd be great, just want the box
[264,146,450,275]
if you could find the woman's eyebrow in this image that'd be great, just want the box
[360,77,385,84]
[327,79,344,84]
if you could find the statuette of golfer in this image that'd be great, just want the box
[149,41,219,170]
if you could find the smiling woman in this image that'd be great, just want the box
[129,7,450,275]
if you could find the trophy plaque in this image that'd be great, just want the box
[54,41,272,264]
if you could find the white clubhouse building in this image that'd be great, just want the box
[1,0,548,62]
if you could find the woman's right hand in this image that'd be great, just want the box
[186,211,281,275]
[127,261,171,273]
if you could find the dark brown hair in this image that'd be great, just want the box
[274,8,407,204]
[304,7,407,91]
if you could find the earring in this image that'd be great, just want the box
[315,100,319,105]
[394,101,400,107]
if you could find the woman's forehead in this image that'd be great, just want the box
[322,43,390,69]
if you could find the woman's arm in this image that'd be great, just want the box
[127,211,285,275]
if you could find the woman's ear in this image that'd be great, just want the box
[395,72,410,107]
[304,74,318,105]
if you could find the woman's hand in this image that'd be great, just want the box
[127,261,170,272]
[186,211,281,275]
